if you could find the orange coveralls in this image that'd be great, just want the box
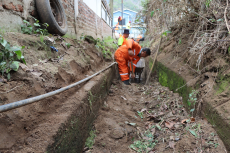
[129,45,142,73]
[114,39,141,81]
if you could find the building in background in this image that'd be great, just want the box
[113,9,145,38]
[78,0,113,38]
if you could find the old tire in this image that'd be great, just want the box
[35,0,68,36]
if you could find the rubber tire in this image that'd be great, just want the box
[35,0,68,36]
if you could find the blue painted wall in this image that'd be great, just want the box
[113,9,145,38]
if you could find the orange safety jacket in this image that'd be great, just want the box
[129,41,141,73]
[114,39,141,81]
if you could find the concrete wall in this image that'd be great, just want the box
[0,0,112,39]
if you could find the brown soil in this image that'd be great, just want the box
[85,79,226,153]
[0,32,114,152]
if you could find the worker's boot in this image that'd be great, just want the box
[123,80,131,85]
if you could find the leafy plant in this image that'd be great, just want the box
[137,111,144,119]
[162,30,172,37]
[188,90,199,115]
[95,37,114,58]
[21,18,49,36]
[205,0,212,8]
[0,34,26,79]
[151,11,154,17]
[178,38,182,45]
[130,130,156,152]
[85,130,96,149]
[21,20,33,34]
[66,43,71,49]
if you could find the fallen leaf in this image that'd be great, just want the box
[190,117,195,122]
[31,72,43,77]
[169,141,175,149]
[163,104,168,110]
[181,119,189,124]
[189,129,197,137]
[143,137,151,141]
[141,108,147,112]
[129,123,136,126]
[153,91,160,95]
[157,112,165,117]
[156,124,161,130]
[165,121,175,129]
[151,127,156,134]
[121,96,127,100]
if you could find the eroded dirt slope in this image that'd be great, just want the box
[0,32,114,152]
[87,79,226,153]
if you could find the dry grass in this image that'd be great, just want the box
[140,0,230,69]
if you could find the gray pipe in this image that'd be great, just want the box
[0,62,117,113]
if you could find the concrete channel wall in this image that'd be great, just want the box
[46,65,116,152]
[0,0,112,38]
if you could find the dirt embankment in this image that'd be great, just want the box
[0,32,114,152]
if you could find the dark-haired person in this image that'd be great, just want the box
[115,39,151,85]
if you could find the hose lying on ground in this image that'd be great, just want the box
[0,62,117,113]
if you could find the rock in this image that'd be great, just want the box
[110,129,124,139]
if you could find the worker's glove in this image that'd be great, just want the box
[128,50,134,56]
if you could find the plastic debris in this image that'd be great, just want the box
[50,46,58,52]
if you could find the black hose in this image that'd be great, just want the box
[0,62,117,113]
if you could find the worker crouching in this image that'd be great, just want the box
[114,39,151,85]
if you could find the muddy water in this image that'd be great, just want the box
[84,79,227,153]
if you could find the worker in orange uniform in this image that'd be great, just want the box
[129,47,151,73]
[114,39,151,85]
[118,29,130,47]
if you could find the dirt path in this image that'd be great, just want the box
[85,78,227,153]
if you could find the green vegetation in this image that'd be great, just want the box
[0,34,26,79]
[21,18,49,36]
[156,61,192,106]
[137,111,144,119]
[95,36,116,58]
[130,126,157,152]
[113,0,142,12]
[187,90,198,113]
[85,130,96,149]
